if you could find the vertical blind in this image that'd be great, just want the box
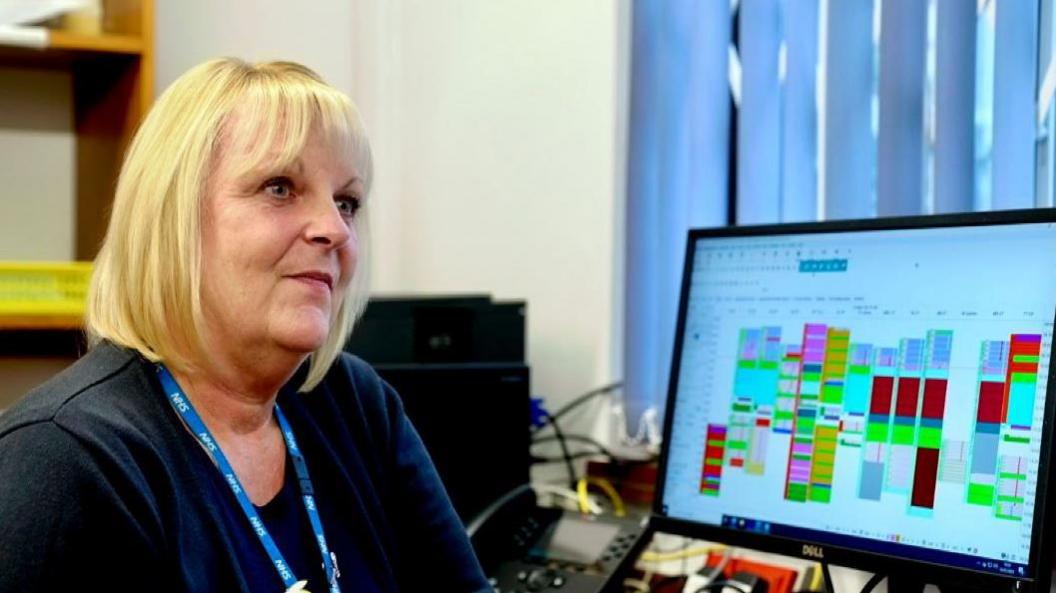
[624,0,1048,432]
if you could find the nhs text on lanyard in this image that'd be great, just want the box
[157,365,341,593]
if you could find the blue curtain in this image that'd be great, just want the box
[623,0,732,430]
[623,0,1043,432]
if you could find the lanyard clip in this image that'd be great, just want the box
[330,551,341,581]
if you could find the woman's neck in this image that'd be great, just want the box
[169,351,305,438]
[167,351,304,505]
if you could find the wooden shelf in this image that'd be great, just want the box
[0,315,82,331]
[47,31,143,55]
[0,0,153,333]
[0,26,144,62]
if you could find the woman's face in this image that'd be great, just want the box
[199,119,363,361]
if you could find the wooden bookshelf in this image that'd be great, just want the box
[48,30,144,54]
[0,315,83,331]
[0,0,153,332]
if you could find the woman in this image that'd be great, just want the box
[0,59,490,593]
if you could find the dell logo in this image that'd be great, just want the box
[802,545,825,559]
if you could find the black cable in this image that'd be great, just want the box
[857,573,885,593]
[822,562,835,593]
[532,434,617,459]
[530,439,657,466]
[530,450,609,463]
[541,411,577,487]
[552,381,623,420]
[531,381,624,434]
[464,483,534,538]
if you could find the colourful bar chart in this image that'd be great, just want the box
[728,327,782,474]
[860,347,897,501]
[938,439,968,484]
[1004,334,1041,430]
[775,345,802,434]
[701,322,1043,521]
[750,328,781,474]
[700,424,727,496]
[727,330,759,469]
[993,334,1042,520]
[808,328,850,502]
[910,330,952,512]
[841,343,874,447]
[968,340,1009,508]
[784,323,828,502]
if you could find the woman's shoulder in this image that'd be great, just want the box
[0,346,171,589]
[0,341,170,514]
[0,341,164,450]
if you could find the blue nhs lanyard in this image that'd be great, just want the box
[157,365,341,593]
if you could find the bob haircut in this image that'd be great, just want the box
[85,58,373,392]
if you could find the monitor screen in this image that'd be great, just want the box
[656,212,1056,587]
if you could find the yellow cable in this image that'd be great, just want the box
[810,562,822,590]
[622,578,650,593]
[576,477,626,517]
[623,567,654,593]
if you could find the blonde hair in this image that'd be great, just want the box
[86,58,373,391]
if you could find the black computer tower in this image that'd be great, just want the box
[346,296,530,522]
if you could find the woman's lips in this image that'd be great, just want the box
[288,271,334,292]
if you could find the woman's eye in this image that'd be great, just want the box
[336,196,361,218]
[262,177,294,199]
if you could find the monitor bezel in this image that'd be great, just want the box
[651,208,1056,591]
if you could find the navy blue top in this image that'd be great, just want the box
[0,342,490,593]
[248,450,380,593]
[258,457,334,591]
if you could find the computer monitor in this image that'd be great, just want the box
[653,209,1056,592]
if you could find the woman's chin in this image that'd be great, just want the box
[272,314,331,353]
[279,334,328,354]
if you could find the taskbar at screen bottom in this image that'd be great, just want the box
[719,514,1029,579]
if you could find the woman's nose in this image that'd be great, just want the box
[305,193,352,247]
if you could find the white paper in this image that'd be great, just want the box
[0,24,46,48]
[0,0,89,27]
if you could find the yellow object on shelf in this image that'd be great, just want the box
[62,0,104,36]
[0,262,93,317]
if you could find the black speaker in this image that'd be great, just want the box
[346,295,530,521]
[374,363,530,522]
[345,296,525,364]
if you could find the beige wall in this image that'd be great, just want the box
[0,358,73,409]
[352,1,623,420]
[154,0,355,96]
[0,68,75,262]
[0,67,78,407]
